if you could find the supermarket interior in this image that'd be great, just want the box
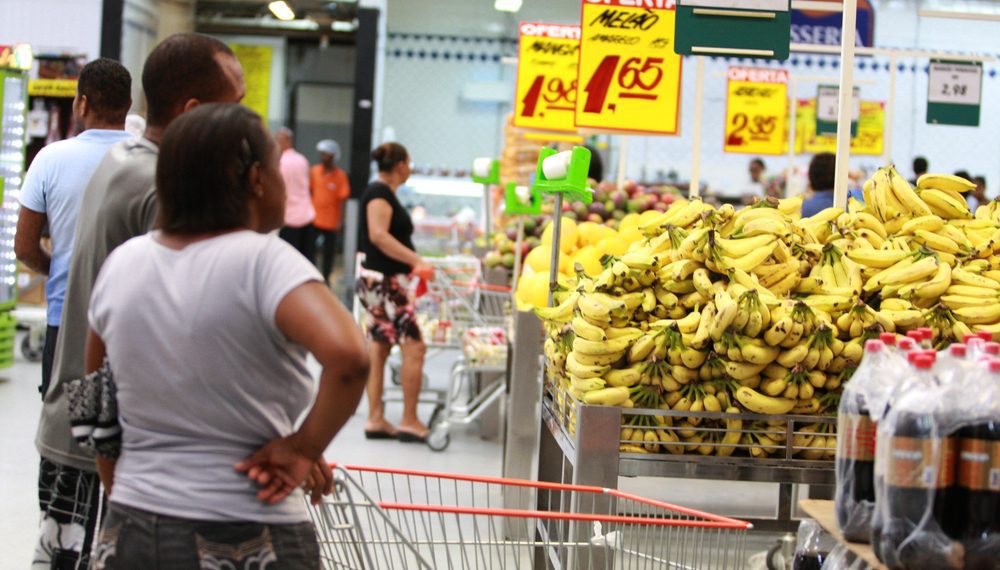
[2,0,1000,569]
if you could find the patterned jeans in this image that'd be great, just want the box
[93,503,320,570]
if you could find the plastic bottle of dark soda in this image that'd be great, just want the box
[835,340,884,542]
[878,354,962,570]
[952,359,1000,569]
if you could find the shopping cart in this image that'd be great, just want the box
[308,464,752,569]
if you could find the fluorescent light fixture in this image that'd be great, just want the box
[268,0,296,21]
[494,0,522,13]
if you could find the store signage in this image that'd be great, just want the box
[27,79,76,98]
[576,0,683,135]
[514,22,581,133]
[0,44,32,71]
[816,84,860,136]
[675,0,792,60]
[927,60,982,127]
[797,98,883,156]
[723,67,788,155]
[229,44,272,121]
[791,0,875,48]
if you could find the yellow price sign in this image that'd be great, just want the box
[514,23,581,133]
[576,0,682,135]
[796,99,884,156]
[723,67,788,156]
[28,79,77,98]
[229,44,272,121]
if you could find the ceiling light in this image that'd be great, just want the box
[494,0,522,13]
[268,0,296,21]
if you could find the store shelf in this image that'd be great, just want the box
[799,499,886,570]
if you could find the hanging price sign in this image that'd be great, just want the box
[723,67,788,155]
[927,60,982,127]
[816,84,860,136]
[514,23,581,133]
[797,99,883,156]
[575,0,683,135]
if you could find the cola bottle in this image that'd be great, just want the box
[835,340,882,542]
[877,354,962,570]
[952,359,1000,569]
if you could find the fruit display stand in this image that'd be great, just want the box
[537,379,837,533]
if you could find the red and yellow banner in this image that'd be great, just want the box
[575,0,682,135]
[723,67,788,156]
[514,23,581,133]
[796,99,884,156]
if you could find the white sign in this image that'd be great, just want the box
[928,62,982,106]
[679,0,788,10]
[817,85,861,122]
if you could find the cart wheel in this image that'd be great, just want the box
[21,336,42,362]
[427,423,450,452]
[428,404,444,429]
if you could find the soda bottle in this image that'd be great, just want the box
[836,340,884,541]
[877,354,962,570]
[952,359,1000,569]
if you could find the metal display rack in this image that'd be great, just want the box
[534,366,837,533]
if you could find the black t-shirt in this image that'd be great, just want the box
[358,181,415,276]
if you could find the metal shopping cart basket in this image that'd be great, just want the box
[309,465,752,569]
[423,275,513,451]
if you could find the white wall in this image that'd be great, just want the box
[379,0,1000,198]
[0,0,102,58]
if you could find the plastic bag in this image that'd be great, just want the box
[872,350,1000,569]
[819,544,872,569]
[835,338,905,543]
[793,519,838,569]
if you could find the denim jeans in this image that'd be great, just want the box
[94,503,319,569]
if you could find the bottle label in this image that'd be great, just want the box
[842,413,877,461]
[958,439,1000,492]
[888,436,956,489]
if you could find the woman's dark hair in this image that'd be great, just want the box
[808,152,837,192]
[156,103,272,233]
[584,145,603,183]
[372,142,408,173]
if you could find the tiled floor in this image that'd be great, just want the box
[0,332,791,568]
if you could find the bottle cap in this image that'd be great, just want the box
[898,338,916,350]
[906,331,922,341]
[879,333,897,346]
[976,331,994,342]
[990,360,1000,373]
[906,351,921,363]
[920,329,934,341]
[964,334,977,344]
[986,343,1000,355]
[949,344,967,357]
[913,354,935,369]
[865,340,884,352]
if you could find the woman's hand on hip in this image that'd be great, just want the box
[235,435,317,505]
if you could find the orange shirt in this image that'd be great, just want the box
[310,164,351,231]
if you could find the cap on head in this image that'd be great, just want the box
[317,139,340,160]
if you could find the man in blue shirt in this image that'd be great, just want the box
[16,58,132,398]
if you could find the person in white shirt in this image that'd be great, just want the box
[87,103,369,568]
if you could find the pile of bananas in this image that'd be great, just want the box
[537,167,1000,459]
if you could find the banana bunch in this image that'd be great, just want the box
[914,174,974,220]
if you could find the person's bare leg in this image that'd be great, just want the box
[397,339,428,436]
[365,341,395,433]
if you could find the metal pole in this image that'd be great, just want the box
[548,193,563,307]
[616,137,628,190]
[884,54,897,167]
[483,184,493,240]
[787,78,798,197]
[689,56,706,198]
[832,0,858,209]
[511,216,524,306]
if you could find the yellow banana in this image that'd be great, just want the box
[954,304,1000,325]
[808,206,848,225]
[604,366,642,387]
[577,294,612,323]
[853,211,888,239]
[888,166,933,217]
[582,386,631,406]
[913,229,961,254]
[533,292,579,323]
[953,267,1000,290]
[846,248,910,269]
[570,350,626,367]
[880,256,939,287]
[570,375,606,392]
[735,387,797,415]
[917,173,976,193]
[910,262,951,300]
[709,290,739,340]
[566,352,610,379]
[946,284,999,299]
[900,215,944,234]
[737,217,789,238]
[921,188,973,219]
[571,316,606,342]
